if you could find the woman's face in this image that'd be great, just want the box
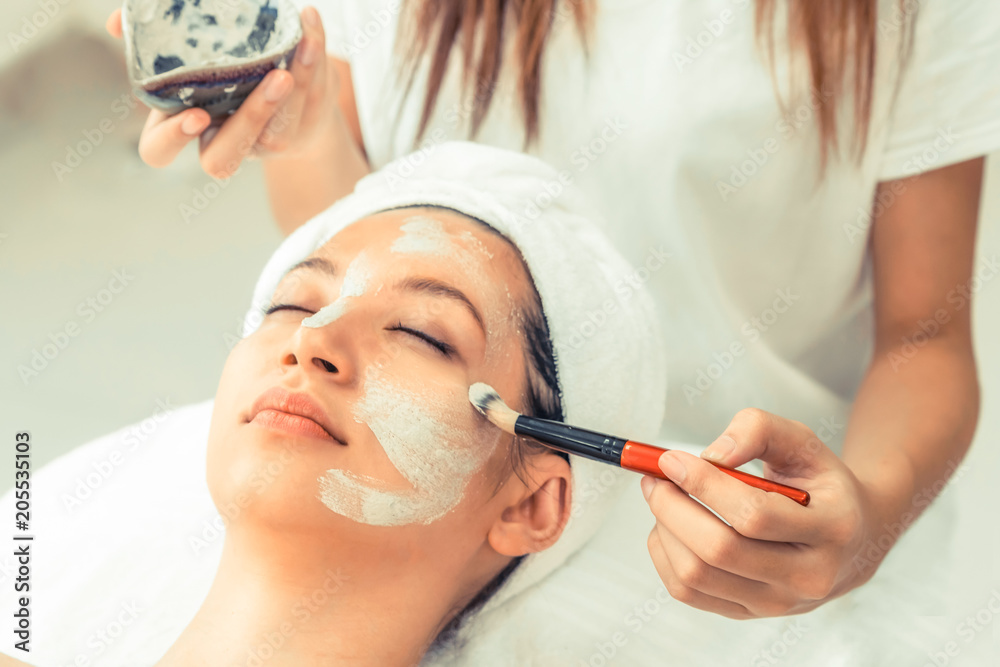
[207,207,542,550]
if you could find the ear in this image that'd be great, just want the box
[487,453,572,557]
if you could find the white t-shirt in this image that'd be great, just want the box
[313,0,1000,454]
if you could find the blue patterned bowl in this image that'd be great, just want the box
[121,0,302,122]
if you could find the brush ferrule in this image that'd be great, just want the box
[513,417,626,466]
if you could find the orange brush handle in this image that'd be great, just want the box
[621,441,810,506]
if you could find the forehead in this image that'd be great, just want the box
[331,208,502,253]
[314,207,534,303]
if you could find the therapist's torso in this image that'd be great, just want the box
[312,0,1000,452]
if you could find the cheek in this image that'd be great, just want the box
[318,364,503,527]
[359,367,498,476]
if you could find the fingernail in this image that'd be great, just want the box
[264,72,291,102]
[297,39,315,67]
[702,435,736,462]
[641,476,654,500]
[181,114,208,136]
[303,6,319,28]
[659,453,686,484]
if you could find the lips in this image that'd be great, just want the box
[247,386,347,445]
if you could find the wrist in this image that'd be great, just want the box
[848,460,917,582]
[848,448,918,529]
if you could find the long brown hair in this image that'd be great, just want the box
[398,0,917,169]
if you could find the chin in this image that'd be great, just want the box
[204,426,330,534]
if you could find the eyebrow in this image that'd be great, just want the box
[284,258,487,338]
[285,257,338,279]
[395,276,486,337]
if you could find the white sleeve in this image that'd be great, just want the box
[876,0,1000,181]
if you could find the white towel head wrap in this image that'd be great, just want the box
[242,141,666,616]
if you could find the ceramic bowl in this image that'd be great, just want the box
[121,0,302,122]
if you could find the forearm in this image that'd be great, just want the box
[841,334,980,540]
[263,109,370,235]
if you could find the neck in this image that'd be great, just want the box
[157,522,465,667]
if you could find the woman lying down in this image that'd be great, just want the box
[5,142,665,666]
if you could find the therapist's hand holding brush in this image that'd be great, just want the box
[641,408,889,620]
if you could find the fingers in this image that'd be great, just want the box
[645,479,839,614]
[649,521,803,618]
[655,450,817,542]
[643,473,813,583]
[106,9,123,39]
[257,6,328,153]
[198,69,294,179]
[127,5,327,175]
[701,408,836,477]
[138,108,212,168]
[646,528,754,620]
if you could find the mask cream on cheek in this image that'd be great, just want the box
[318,366,500,526]
[301,252,371,328]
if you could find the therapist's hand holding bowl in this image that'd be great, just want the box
[105,5,342,179]
[641,408,887,620]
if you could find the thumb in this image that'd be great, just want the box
[700,408,837,478]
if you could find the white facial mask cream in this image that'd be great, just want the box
[318,366,500,526]
[390,216,454,256]
[301,300,349,328]
[301,252,371,328]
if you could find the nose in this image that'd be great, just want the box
[280,319,357,385]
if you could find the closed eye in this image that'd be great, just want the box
[265,303,313,316]
[388,322,455,357]
[265,305,456,358]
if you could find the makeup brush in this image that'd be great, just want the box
[469,383,810,506]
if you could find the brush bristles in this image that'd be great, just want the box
[468,382,519,435]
